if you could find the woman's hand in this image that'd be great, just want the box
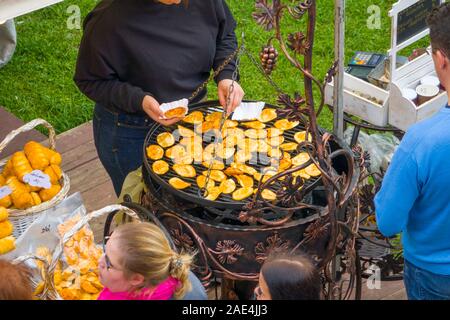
[142,95,183,126]
[218,79,245,115]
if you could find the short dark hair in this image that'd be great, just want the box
[427,3,450,57]
[261,253,321,300]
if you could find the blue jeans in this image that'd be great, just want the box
[93,104,153,196]
[178,271,208,300]
[404,259,450,300]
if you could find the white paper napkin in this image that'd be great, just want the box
[159,98,189,119]
[231,101,265,121]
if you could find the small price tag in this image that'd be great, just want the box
[23,170,51,189]
[0,186,12,199]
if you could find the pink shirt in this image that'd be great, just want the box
[97,277,180,300]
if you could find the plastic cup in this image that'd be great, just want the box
[420,75,440,87]
[416,84,440,105]
[402,88,418,105]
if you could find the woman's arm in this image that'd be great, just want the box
[73,29,149,114]
[214,0,238,83]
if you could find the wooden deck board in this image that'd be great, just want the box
[60,140,100,172]
[0,107,46,157]
[54,121,94,154]
[361,279,406,300]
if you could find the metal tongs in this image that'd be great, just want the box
[200,53,242,199]
[200,94,231,199]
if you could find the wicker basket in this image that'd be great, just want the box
[47,205,140,300]
[12,254,59,300]
[0,119,71,238]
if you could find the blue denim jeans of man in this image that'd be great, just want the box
[404,259,450,300]
[93,104,153,196]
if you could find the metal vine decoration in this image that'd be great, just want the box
[243,0,361,300]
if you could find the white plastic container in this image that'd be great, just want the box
[420,75,440,87]
[402,88,418,103]
[0,0,63,22]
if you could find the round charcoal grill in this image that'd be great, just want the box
[143,100,323,211]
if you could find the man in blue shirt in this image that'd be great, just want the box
[375,3,450,300]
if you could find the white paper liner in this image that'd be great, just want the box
[231,101,265,121]
[159,98,189,119]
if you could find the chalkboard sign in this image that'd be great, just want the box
[397,0,440,44]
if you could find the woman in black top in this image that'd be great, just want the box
[74,0,244,196]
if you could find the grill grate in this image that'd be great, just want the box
[143,101,322,210]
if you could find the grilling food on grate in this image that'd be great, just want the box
[183,111,204,124]
[165,144,186,159]
[278,157,293,171]
[224,166,244,176]
[202,160,225,170]
[224,120,239,128]
[237,139,258,153]
[173,164,196,178]
[241,121,266,130]
[195,120,218,134]
[268,148,283,159]
[258,108,277,123]
[204,186,222,201]
[280,142,298,152]
[291,152,311,167]
[261,189,277,201]
[177,125,195,138]
[235,150,253,163]
[147,108,322,203]
[152,160,169,175]
[274,119,300,130]
[267,135,284,147]
[164,107,187,119]
[257,140,271,153]
[294,131,312,143]
[157,132,175,148]
[146,145,164,160]
[223,127,245,139]
[204,143,234,160]
[232,163,257,176]
[266,127,284,137]
[305,163,321,177]
[197,175,215,189]
[292,169,311,180]
[236,175,254,188]
[169,177,191,189]
[219,179,236,194]
[232,187,254,201]
[205,112,222,122]
[244,129,267,139]
[202,170,226,182]
[173,154,194,165]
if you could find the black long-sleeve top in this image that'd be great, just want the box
[74,0,238,115]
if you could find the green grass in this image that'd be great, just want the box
[0,0,425,133]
